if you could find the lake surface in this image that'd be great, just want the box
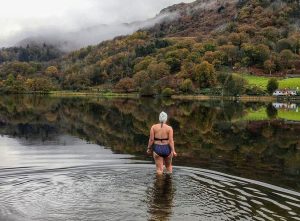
[0,95,299,220]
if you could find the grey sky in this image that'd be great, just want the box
[0,0,195,48]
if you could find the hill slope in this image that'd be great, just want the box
[1,0,300,95]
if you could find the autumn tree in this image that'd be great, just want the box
[229,32,248,49]
[264,60,275,75]
[115,77,135,92]
[261,27,280,42]
[133,70,150,87]
[25,77,54,92]
[45,66,58,76]
[193,61,217,88]
[219,44,239,66]
[147,62,170,80]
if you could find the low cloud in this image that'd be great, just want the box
[0,0,194,51]
[15,11,179,52]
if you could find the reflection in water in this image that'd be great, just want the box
[147,174,175,221]
[267,103,278,119]
[0,95,299,192]
[273,102,298,110]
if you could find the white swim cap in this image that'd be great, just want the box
[159,111,168,123]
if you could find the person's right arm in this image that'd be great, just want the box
[169,127,177,157]
[147,126,155,154]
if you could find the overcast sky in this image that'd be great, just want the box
[0,0,195,48]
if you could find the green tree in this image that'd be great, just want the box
[5,74,15,86]
[224,74,247,96]
[180,78,193,93]
[277,38,293,52]
[267,78,279,95]
[166,58,181,74]
[135,43,155,57]
[242,43,270,65]
[161,87,175,97]
[279,49,294,69]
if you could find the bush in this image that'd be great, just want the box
[267,78,279,95]
[161,87,175,97]
[180,79,193,93]
[245,86,267,96]
[198,88,211,95]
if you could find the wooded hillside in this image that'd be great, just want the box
[1,0,300,95]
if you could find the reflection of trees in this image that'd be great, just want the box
[0,96,299,189]
[0,95,61,140]
[146,175,175,221]
[266,103,278,119]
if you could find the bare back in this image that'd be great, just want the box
[152,123,172,145]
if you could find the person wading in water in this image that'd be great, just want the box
[147,112,177,175]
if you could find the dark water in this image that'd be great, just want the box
[0,95,299,220]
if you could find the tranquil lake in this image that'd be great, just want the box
[0,95,299,221]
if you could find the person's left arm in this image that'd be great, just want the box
[168,126,177,157]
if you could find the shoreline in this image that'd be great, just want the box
[171,95,277,102]
[2,91,300,102]
[48,91,139,98]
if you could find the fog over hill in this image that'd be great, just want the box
[0,0,194,51]
[15,11,180,52]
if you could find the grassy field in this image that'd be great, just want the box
[242,75,269,90]
[279,78,300,89]
[240,107,300,122]
[241,74,300,90]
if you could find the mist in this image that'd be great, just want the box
[0,0,195,51]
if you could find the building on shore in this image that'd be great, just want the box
[273,90,297,96]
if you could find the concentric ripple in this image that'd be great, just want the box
[0,165,299,221]
[0,135,299,221]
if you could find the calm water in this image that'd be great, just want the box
[0,95,299,221]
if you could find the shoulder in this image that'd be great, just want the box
[166,124,173,130]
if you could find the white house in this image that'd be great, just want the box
[273,90,297,96]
